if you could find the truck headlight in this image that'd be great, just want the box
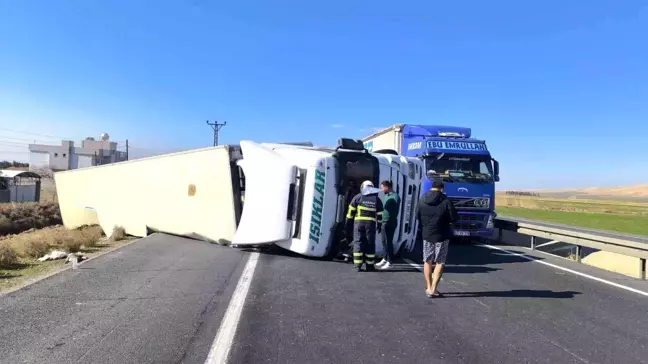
[486,214,494,229]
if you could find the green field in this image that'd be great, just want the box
[496,207,648,237]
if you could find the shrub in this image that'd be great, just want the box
[110,226,127,242]
[77,226,103,247]
[2,225,103,259]
[0,242,18,267]
[23,240,50,258]
[60,236,83,253]
[0,202,62,236]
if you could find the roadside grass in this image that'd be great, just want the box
[495,195,648,236]
[495,195,648,216]
[496,207,648,237]
[0,225,134,293]
[0,201,63,236]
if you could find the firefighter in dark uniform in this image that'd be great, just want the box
[346,180,384,272]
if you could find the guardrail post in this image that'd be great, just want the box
[530,236,536,250]
[575,245,582,263]
[641,259,646,280]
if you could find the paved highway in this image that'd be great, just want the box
[1,233,648,364]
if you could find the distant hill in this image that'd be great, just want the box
[580,184,648,197]
[522,184,648,203]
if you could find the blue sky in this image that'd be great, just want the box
[0,1,647,189]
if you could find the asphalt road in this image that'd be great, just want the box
[0,233,250,364]
[2,234,648,364]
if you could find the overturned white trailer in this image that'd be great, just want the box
[55,139,424,258]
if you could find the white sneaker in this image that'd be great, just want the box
[375,259,387,267]
[378,262,392,270]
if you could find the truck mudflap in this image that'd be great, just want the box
[232,141,299,246]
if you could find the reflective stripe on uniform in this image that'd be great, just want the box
[346,205,357,219]
[357,206,376,212]
[355,216,376,221]
[356,206,377,221]
[365,253,375,265]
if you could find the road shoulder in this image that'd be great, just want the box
[1,236,142,295]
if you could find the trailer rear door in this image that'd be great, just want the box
[232,141,298,245]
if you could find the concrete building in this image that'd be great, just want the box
[28,133,127,172]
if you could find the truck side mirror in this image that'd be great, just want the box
[492,159,500,182]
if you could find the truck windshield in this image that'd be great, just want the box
[425,154,493,183]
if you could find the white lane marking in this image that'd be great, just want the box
[205,252,260,364]
[480,244,648,298]
[404,258,422,271]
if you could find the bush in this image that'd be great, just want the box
[0,161,29,169]
[0,242,18,267]
[0,202,62,236]
[110,226,127,242]
[2,225,103,259]
[60,236,83,253]
[23,240,50,258]
[76,226,103,247]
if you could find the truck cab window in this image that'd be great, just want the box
[425,154,493,183]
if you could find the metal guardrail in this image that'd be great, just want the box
[494,218,648,280]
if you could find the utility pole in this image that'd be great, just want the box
[206,120,227,146]
[126,139,129,161]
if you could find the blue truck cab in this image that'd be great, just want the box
[362,124,500,241]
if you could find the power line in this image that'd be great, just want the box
[0,141,29,148]
[0,135,52,143]
[0,127,70,140]
[206,120,227,146]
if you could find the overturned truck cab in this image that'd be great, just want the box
[54,138,423,259]
[233,138,424,258]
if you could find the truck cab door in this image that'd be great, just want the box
[232,141,299,246]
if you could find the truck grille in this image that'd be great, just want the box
[460,214,482,221]
[454,223,480,232]
[454,214,487,231]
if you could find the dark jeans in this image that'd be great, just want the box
[382,223,396,263]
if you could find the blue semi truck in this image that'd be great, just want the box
[362,124,500,241]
